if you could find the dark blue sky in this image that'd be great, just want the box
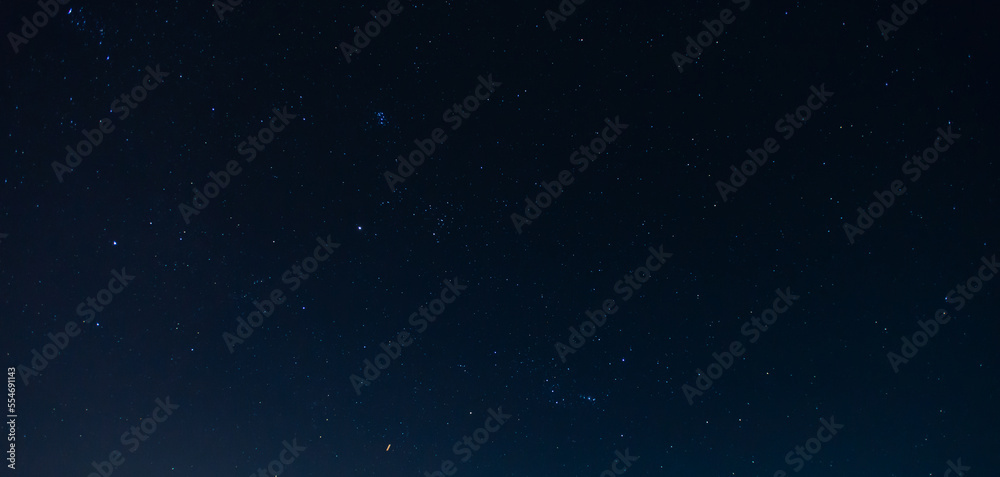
[2,0,998,476]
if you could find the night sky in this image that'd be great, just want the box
[2,0,999,476]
